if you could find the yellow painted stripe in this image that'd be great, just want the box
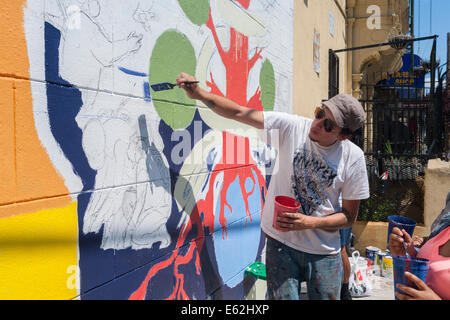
[0,201,78,300]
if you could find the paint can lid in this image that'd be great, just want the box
[245,262,267,280]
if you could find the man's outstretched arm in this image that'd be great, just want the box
[176,73,264,129]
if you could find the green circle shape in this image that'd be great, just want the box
[259,59,276,111]
[177,0,210,26]
[150,30,197,129]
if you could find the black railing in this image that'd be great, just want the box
[360,97,432,161]
[329,36,442,222]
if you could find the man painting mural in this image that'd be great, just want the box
[177,72,369,300]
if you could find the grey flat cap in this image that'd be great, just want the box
[322,94,366,132]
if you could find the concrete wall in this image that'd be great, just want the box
[352,221,428,254]
[292,0,348,118]
[424,159,450,235]
[0,0,293,300]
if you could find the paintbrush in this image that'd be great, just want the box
[150,81,199,91]
[403,239,410,259]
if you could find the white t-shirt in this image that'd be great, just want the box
[260,111,370,255]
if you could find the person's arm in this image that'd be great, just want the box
[276,199,360,232]
[176,73,264,129]
[316,199,360,230]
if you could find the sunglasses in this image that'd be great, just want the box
[314,107,337,133]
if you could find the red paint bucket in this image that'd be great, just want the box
[273,196,301,232]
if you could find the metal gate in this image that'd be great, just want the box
[352,43,444,222]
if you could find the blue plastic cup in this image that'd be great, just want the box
[387,215,417,245]
[393,256,429,300]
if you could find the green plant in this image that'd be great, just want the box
[359,196,395,222]
[385,140,394,160]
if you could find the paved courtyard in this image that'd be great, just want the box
[298,269,396,300]
[354,274,395,300]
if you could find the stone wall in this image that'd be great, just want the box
[423,159,450,234]
[353,158,449,254]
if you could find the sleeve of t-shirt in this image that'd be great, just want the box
[341,154,370,200]
[258,111,308,145]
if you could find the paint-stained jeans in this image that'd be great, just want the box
[266,237,342,300]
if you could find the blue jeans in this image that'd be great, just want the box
[266,237,342,300]
[340,227,352,246]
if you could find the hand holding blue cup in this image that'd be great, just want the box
[387,215,417,245]
[393,256,429,300]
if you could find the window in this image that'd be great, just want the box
[329,11,335,37]
[328,49,339,98]
[313,29,320,74]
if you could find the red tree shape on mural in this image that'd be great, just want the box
[204,4,266,238]
[205,8,263,108]
[130,0,267,300]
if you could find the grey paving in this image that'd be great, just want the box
[354,274,395,300]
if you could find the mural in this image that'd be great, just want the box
[0,0,292,299]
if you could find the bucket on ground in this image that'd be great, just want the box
[245,262,266,281]
[365,246,380,264]
[244,262,267,300]
[373,250,388,276]
[382,255,393,279]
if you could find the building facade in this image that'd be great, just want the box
[293,0,410,118]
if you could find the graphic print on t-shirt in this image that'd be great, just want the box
[291,148,337,215]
